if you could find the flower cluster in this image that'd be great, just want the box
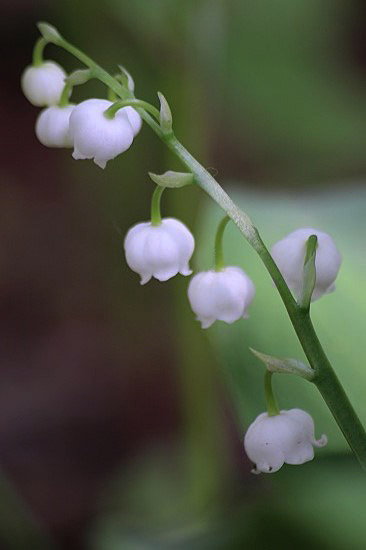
[124,216,256,327]
[21,32,339,475]
[21,41,342,331]
[21,61,142,168]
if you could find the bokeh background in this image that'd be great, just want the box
[1,0,366,548]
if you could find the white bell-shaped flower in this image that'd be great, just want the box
[244,408,327,474]
[271,228,341,302]
[188,267,255,329]
[124,218,194,284]
[35,104,75,148]
[68,99,134,169]
[122,106,142,137]
[21,62,66,107]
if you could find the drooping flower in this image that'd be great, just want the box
[187,267,255,329]
[68,99,134,169]
[21,62,66,107]
[35,104,75,148]
[271,228,341,302]
[124,218,194,284]
[244,408,327,474]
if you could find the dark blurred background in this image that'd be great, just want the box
[1,1,366,549]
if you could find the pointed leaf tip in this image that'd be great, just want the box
[300,234,318,309]
[250,347,314,381]
[157,92,173,134]
[66,69,93,86]
[37,22,62,43]
[149,171,194,189]
[117,65,135,92]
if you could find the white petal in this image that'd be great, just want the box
[139,273,152,285]
[161,218,195,271]
[210,277,245,323]
[72,148,87,160]
[179,265,192,276]
[285,444,314,465]
[122,106,142,136]
[69,99,134,167]
[188,267,255,328]
[143,227,180,280]
[313,434,328,447]
[199,317,215,329]
[124,218,194,283]
[94,158,107,169]
[35,105,75,148]
[271,228,341,302]
[188,271,218,323]
[21,62,66,106]
[124,223,151,278]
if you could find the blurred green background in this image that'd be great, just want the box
[1,0,366,548]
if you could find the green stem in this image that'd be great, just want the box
[264,371,280,416]
[161,137,366,469]
[300,234,318,310]
[58,82,72,107]
[107,87,117,102]
[104,99,160,121]
[32,37,47,67]
[165,136,260,248]
[46,31,163,137]
[304,234,318,265]
[214,215,230,271]
[46,27,366,470]
[256,244,366,468]
[151,186,165,226]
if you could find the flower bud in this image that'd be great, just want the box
[188,267,255,329]
[271,228,341,302]
[244,408,327,474]
[124,218,194,284]
[21,62,66,106]
[35,105,75,148]
[69,99,134,169]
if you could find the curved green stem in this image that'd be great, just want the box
[32,37,47,66]
[42,29,163,137]
[104,99,160,121]
[161,137,366,469]
[43,25,366,470]
[264,371,280,416]
[58,82,72,107]
[214,215,230,271]
[151,186,165,226]
[256,244,366,467]
[107,87,118,102]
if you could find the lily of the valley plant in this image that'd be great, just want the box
[21,22,366,474]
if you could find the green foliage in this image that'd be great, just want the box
[105,0,366,180]
[89,451,366,550]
